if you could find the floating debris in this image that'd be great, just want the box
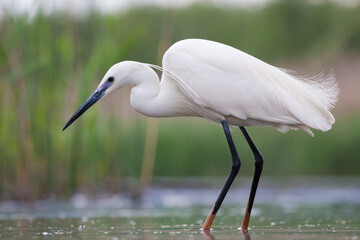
[78,224,85,231]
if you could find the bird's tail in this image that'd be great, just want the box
[288,70,339,135]
[298,70,339,112]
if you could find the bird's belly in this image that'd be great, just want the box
[225,116,264,127]
[225,114,296,127]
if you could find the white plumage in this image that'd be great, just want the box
[157,39,338,136]
[63,38,339,135]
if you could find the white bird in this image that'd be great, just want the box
[63,39,338,230]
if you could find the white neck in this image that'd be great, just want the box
[121,62,195,118]
[128,64,159,115]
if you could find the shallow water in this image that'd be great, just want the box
[1,177,359,239]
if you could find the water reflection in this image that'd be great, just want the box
[241,228,251,240]
[202,228,251,240]
[202,228,216,240]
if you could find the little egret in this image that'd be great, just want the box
[63,39,338,230]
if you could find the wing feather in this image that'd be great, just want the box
[162,39,338,134]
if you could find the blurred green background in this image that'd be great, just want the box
[0,0,359,200]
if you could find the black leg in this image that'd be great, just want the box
[202,119,241,229]
[239,126,263,229]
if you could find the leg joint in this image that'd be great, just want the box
[232,162,241,172]
[255,153,263,168]
[232,156,241,170]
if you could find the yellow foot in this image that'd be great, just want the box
[202,206,217,230]
[240,210,251,230]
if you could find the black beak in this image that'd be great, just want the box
[62,82,111,131]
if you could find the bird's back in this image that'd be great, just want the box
[162,39,338,135]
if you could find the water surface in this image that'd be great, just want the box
[1,177,359,239]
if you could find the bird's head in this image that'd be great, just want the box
[62,61,138,131]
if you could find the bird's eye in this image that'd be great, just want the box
[107,76,114,83]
